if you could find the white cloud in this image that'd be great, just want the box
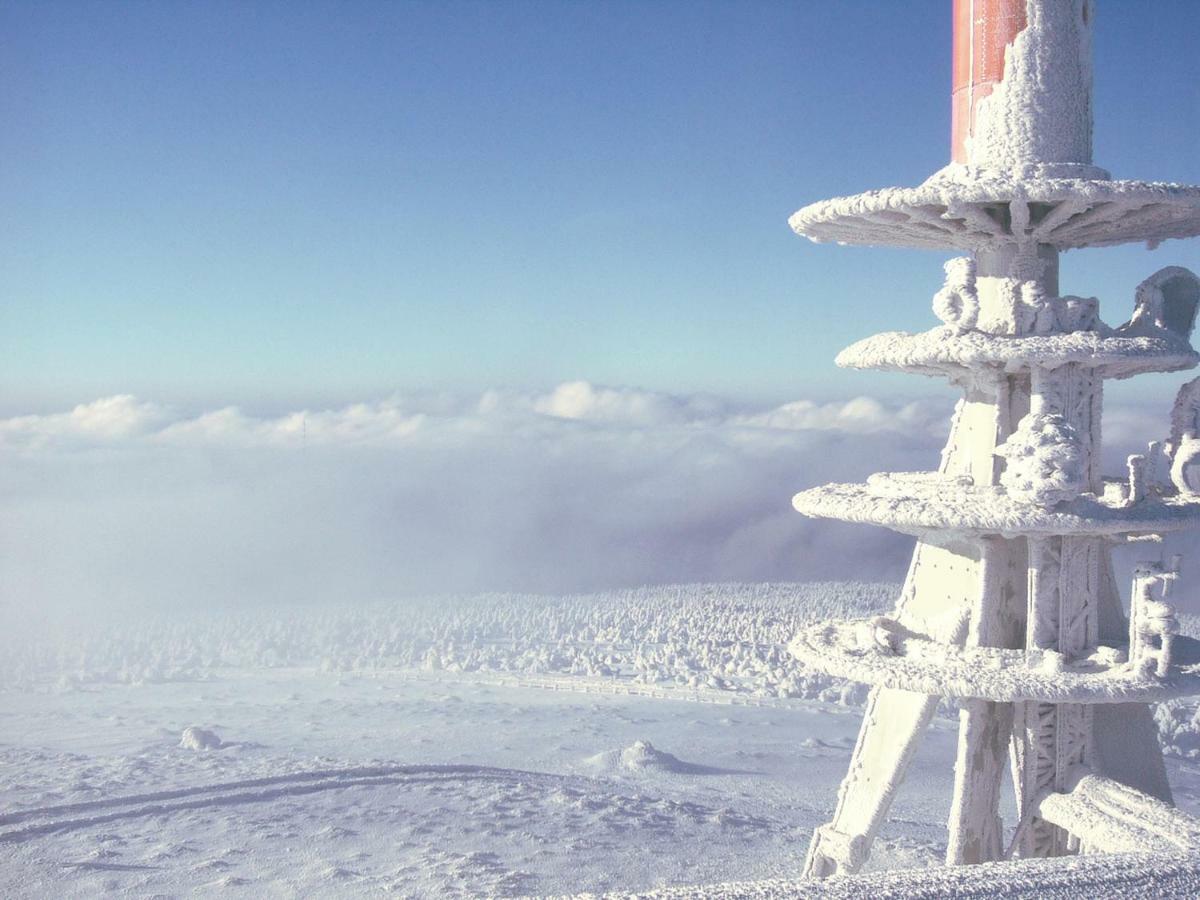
[737,396,945,435]
[532,380,727,426]
[0,395,169,446]
[153,402,427,447]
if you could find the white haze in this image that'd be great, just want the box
[0,380,1193,619]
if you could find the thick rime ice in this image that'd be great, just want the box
[1123,267,1200,340]
[1130,558,1183,679]
[965,0,1094,172]
[786,0,1200,882]
[1169,377,1200,496]
[996,413,1085,507]
[1037,769,1200,856]
[836,327,1198,382]
[792,476,1200,540]
[788,616,1200,704]
[787,175,1200,251]
[840,267,1200,382]
[932,257,979,332]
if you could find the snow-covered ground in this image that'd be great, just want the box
[3,583,1200,897]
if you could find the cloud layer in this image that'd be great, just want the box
[3,382,1191,618]
[1,384,953,615]
[0,383,950,450]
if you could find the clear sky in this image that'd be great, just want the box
[3,0,1199,413]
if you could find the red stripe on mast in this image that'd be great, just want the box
[951,0,1027,164]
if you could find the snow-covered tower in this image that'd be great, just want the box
[788,0,1200,877]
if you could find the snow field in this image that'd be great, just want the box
[0,665,957,896]
[4,583,1200,896]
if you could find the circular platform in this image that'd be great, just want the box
[789,169,1200,252]
[788,617,1200,704]
[791,473,1200,540]
[836,327,1198,382]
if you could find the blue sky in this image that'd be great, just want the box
[3,0,1199,413]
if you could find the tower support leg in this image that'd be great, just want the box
[804,686,941,877]
[804,539,976,877]
[947,699,1011,864]
[945,537,1025,865]
[1013,535,1099,856]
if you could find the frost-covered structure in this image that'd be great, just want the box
[788,0,1200,878]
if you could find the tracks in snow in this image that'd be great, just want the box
[0,764,568,844]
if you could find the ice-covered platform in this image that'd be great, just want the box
[787,617,1200,704]
[836,326,1198,381]
[789,170,1200,251]
[791,473,1200,539]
